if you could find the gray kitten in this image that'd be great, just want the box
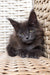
[7,9,45,58]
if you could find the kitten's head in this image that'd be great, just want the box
[8,9,42,44]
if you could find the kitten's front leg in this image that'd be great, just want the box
[19,49,27,58]
[7,44,17,57]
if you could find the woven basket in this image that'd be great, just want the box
[0,53,50,75]
[0,0,50,75]
[34,0,50,58]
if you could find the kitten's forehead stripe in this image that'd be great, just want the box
[20,21,28,27]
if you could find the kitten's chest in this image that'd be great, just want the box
[23,44,36,51]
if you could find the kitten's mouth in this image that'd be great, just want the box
[23,40,33,44]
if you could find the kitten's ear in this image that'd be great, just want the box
[7,18,20,31]
[28,9,37,24]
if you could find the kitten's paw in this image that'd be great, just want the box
[20,53,26,58]
[7,45,17,57]
[19,50,27,58]
[33,55,39,59]
[21,55,26,58]
[28,53,39,59]
[28,55,39,59]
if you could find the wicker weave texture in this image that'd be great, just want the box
[0,0,33,51]
[34,0,50,58]
[0,53,50,75]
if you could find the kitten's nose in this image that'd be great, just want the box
[26,36,29,39]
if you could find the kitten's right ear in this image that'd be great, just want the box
[7,18,20,31]
[28,9,37,25]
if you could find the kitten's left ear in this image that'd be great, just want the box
[28,9,37,24]
[7,18,20,31]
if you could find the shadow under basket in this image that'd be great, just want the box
[0,53,50,75]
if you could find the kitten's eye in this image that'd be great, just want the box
[31,23,34,25]
[30,30,33,32]
[21,33,24,35]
